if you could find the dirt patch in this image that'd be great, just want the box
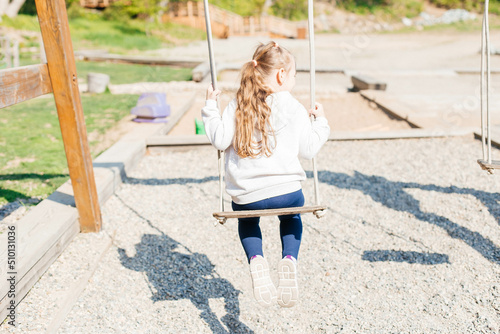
[2,157,36,171]
[295,92,412,132]
[168,91,412,136]
[89,114,138,156]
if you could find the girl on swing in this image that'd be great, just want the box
[202,41,330,307]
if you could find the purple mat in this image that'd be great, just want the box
[132,117,169,123]
[131,92,171,118]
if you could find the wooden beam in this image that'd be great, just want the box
[351,75,387,91]
[75,52,202,68]
[192,61,211,82]
[213,205,326,219]
[35,0,102,232]
[147,135,210,146]
[0,64,53,108]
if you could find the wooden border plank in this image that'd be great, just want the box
[35,0,102,232]
[0,189,79,315]
[160,93,196,135]
[329,129,473,141]
[0,218,79,323]
[473,132,500,149]
[145,129,473,147]
[213,205,326,219]
[0,64,53,108]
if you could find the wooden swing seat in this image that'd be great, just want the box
[477,159,500,171]
[213,205,326,220]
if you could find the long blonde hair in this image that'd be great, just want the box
[234,41,293,158]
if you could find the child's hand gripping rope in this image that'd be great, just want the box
[206,84,221,101]
[309,102,325,119]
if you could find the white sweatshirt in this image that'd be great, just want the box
[202,91,330,205]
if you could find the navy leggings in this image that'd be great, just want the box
[231,189,305,263]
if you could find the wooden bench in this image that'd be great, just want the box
[351,75,387,91]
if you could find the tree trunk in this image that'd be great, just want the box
[262,0,273,15]
[5,0,26,17]
[0,0,10,16]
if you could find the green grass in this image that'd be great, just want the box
[75,61,193,84]
[0,14,205,54]
[69,16,205,53]
[0,94,138,206]
[0,13,200,209]
[16,58,193,84]
[383,14,500,33]
[0,14,40,31]
[69,17,164,53]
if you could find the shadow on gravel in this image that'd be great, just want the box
[316,171,500,265]
[362,250,450,264]
[115,196,253,334]
[125,176,218,186]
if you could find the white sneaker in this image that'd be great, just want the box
[249,255,277,307]
[277,256,298,308]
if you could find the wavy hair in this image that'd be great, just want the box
[234,41,293,158]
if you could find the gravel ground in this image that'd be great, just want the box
[2,136,499,333]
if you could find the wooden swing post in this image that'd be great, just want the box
[0,0,102,232]
[34,0,102,231]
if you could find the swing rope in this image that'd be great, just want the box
[202,0,226,224]
[478,0,499,174]
[308,0,325,219]
[203,0,326,223]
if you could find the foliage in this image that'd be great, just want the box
[212,0,266,16]
[18,0,36,15]
[19,0,81,16]
[67,1,91,20]
[428,0,500,15]
[338,0,423,18]
[169,0,266,17]
[270,0,308,21]
[104,0,164,20]
[338,0,500,18]
[2,11,205,54]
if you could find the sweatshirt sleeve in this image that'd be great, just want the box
[201,99,236,151]
[297,105,330,160]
